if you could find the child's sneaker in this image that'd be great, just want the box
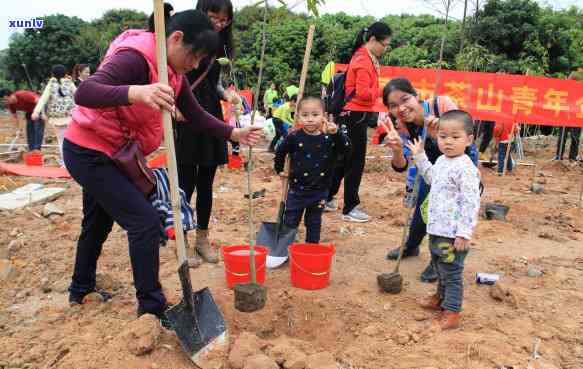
[324,199,337,212]
[440,310,461,330]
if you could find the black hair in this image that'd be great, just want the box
[51,64,67,97]
[148,2,174,33]
[439,110,474,136]
[0,89,13,98]
[51,64,66,80]
[164,10,220,58]
[351,21,392,57]
[72,63,89,81]
[382,77,417,107]
[196,0,235,59]
[297,96,325,113]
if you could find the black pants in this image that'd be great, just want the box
[178,164,217,230]
[328,111,372,214]
[63,139,165,315]
[269,117,287,151]
[476,120,494,154]
[556,127,581,161]
[284,190,326,243]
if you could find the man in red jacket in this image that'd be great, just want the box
[493,121,519,175]
[1,89,45,152]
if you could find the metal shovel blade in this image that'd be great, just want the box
[257,221,297,258]
[165,264,227,363]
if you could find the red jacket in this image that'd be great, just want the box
[66,30,183,157]
[8,90,39,114]
[494,121,519,142]
[344,47,380,112]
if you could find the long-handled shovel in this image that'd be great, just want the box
[257,24,316,268]
[153,0,227,363]
[377,119,428,294]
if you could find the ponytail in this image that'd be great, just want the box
[350,21,392,57]
[51,64,67,97]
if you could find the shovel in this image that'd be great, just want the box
[153,0,227,363]
[377,119,427,294]
[257,160,297,268]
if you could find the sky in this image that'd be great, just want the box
[1,0,581,50]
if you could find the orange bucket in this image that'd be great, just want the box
[221,245,267,288]
[24,152,43,166]
[289,243,335,290]
[227,154,242,169]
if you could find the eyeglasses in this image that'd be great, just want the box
[209,14,231,27]
[378,39,391,48]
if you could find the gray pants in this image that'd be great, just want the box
[429,235,468,312]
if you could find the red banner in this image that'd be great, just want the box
[336,64,583,127]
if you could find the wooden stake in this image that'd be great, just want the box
[296,24,316,105]
[246,0,269,283]
[153,0,188,268]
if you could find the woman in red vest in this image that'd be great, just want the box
[326,22,392,223]
[63,10,261,320]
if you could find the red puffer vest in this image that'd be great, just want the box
[66,30,183,157]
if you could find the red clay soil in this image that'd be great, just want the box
[1,116,582,369]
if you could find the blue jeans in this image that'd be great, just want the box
[497,142,514,173]
[63,139,166,316]
[25,112,45,151]
[429,236,468,312]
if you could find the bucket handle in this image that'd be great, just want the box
[290,257,330,276]
[224,262,266,277]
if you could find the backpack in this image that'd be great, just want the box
[325,71,356,115]
[47,79,75,119]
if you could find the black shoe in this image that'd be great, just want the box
[386,246,419,260]
[69,290,112,306]
[420,263,438,283]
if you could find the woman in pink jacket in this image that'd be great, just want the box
[63,10,261,319]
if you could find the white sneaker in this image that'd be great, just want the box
[266,255,288,269]
[342,207,370,223]
[324,199,337,212]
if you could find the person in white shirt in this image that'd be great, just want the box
[405,110,480,330]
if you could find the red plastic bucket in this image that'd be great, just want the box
[289,243,335,290]
[221,245,267,288]
[227,154,242,169]
[24,152,43,166]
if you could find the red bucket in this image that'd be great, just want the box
[227,154,242,169]
[24,152,43,166]
[289,243,335,290]
[221,245,267,289]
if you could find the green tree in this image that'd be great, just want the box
[4,14,86,90]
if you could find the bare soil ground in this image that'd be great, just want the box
[1,115,582,369]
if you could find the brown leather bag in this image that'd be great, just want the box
[112,139,155,196]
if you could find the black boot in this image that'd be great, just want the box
[386,246,419,260]
[420,263,438,283]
